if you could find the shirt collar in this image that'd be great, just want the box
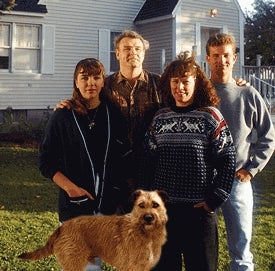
[117,70,147,84]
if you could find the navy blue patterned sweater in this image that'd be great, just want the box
[140,105,236,210]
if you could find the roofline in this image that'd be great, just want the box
[134,0,181,25]
[135,14,174,25]
[232,0,245,18]
[0,10,47,17]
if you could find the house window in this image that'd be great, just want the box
[0,23,10,69]
[99,29,121,74]
[0,23,54,74]
[0,23,41,72]
[110,31,121,72]
[14,24,41,71]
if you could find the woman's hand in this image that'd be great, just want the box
[54,100,72,111]
[53,171,94,200]
[66,185,94,200]
[235,77,250,86]
[235,168,252,183]
[194,201,214,214]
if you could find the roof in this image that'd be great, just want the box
[13,0,47,13]
[134,0,179,22]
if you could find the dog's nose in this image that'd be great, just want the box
[143,214,154,224]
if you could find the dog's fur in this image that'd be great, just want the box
[18,189,168,271]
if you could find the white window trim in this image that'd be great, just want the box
[0,10,46,18]
[41,24,55,74]
[0,22,55,74]
[98,29,110,74]
[98,29,123,75]
[11,23,41,73]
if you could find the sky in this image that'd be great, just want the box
[238,0,255,13]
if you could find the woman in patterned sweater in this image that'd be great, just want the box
[139,53,236,271]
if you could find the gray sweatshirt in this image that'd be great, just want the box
[214,82,275,177]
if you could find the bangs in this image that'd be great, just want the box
[75,58,105,78]
[79,63,103,76]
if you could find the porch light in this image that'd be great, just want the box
[210,8,218,17]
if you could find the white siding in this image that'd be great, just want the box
[177,0,244,76]
[136,0,244,76]
[136,19,175,74]
[0,0,244,110]
[0,0,143,110]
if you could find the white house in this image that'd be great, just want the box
[0,0,245,123]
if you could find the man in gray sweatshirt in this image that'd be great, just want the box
[206,33,275,271]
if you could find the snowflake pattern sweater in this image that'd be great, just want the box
[141,105,236,210]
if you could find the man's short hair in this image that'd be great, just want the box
[114,30,150,51]
[206,33,236,55]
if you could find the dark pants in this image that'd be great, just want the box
[153,203,218,271]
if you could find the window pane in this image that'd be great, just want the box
[0,24,10,47]
[110,31,121,51]
[14,49,39,70]
[15,24,40,48]
[110,31,121,72]
[0,56,9,69]
[110,52,119,71]
[0,24,10,69]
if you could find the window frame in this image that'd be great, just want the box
[99,29,122,75]
[13,23,41,73]
[0,23,11,71]
[110,31,121,73]
[0,22,55,74]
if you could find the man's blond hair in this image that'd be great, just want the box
[114,30,149,50]
[206,33,236,56]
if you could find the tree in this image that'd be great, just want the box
[244,0,275,65]
[0,0,16,11]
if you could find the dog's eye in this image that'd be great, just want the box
[152,202,159,208]
[138,203,145,208]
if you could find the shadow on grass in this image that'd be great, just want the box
[252,153,275,213]
[0,146,58,213]
[0,145,274,271]
[0,179,58,213]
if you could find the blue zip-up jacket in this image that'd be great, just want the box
[39,101,132,221]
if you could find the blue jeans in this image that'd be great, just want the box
[84,258,102,271]
[222,178,254,271]
[61,259,101,271]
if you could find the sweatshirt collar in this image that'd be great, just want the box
[171,104,196,113]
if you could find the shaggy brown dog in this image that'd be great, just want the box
[18,189,169,271]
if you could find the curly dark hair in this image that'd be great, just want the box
[160,52,220,108]
[69,58,106,115]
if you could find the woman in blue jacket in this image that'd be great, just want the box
[39,58,132,223]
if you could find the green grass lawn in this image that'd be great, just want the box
[0,144,274,271]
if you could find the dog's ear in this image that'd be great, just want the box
[129,189,142,202]
[156,190,170,203]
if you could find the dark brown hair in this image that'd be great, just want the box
[70,58,105,115]
[160,52,220,107]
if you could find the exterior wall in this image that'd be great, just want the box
[176,0,244,77]
[136,18,174,74]
[0,0,244,116]
[136,0,244,76]
[0,0,143,111]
